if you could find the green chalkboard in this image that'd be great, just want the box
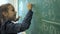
[26,0,60,34]
[18,0,60,34]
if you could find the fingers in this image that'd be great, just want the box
[27,3,32,10]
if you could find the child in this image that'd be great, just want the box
[0,3,33,34]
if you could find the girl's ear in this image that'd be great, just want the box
[2,11,8,17]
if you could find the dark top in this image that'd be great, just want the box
[0,10,33,34]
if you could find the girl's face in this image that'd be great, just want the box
[7,5,16,21]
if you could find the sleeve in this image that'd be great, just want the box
[6,10,33,33]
